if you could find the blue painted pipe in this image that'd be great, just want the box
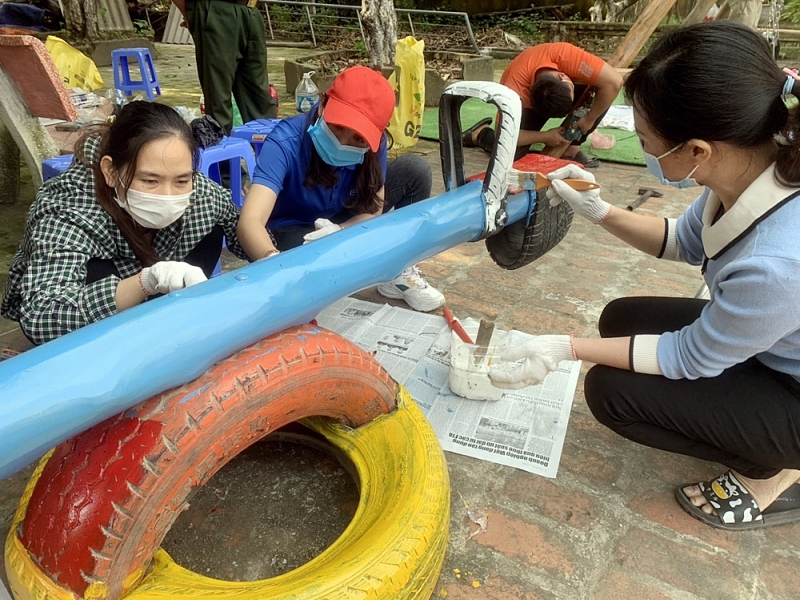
[0,183,533,480]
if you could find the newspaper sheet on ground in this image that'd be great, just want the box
[316,298,581,478]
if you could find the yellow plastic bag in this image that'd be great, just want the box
[387,36,425,150]
[44,36,104,92]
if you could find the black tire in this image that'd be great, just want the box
[485,195,574,270]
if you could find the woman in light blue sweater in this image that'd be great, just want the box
[490,21,800,531]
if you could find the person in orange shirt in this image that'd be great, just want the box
[464,42,623,168]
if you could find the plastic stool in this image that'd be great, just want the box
[198,137,256,278]
[197,136,256,209]
[111,48,161,101]
[42,154,74,181]
[231,118,280,158]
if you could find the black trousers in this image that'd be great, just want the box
[186,0,276,135]
[585,296,800,480]
[271,154,433,251]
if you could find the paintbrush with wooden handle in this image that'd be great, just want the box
[508,170,600,193]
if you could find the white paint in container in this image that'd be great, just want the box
[449,321,513,401]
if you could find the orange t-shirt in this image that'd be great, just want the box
[500,43,606,110]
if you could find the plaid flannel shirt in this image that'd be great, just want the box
[1,135,249,344]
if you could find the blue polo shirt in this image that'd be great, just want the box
[251,112,388,229]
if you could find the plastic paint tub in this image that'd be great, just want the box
[449,322,511,401]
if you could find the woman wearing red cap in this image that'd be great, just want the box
[237,65,444,312]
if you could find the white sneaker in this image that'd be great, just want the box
[377,266,445,312]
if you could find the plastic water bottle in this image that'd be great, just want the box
[106,88,127,108]
[295,72,319,114]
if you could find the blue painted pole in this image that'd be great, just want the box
[0,183,533,480]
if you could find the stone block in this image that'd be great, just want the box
[283,50,358,96]
[423,51,493,107]
[284,50,492,107]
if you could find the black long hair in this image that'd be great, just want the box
[625,20,800,186]
[303,96,391,215]
[75,102,198,266]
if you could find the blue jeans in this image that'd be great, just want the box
[271,154,433,250]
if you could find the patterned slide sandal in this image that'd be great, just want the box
[675,470,800,531]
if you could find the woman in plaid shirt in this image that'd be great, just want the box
[1,102,248,345]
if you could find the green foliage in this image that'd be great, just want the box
[132,19,155,38]
[784,0,800,23]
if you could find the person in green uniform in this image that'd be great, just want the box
[172,0,277,134]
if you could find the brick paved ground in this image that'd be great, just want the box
[2,43,799,600]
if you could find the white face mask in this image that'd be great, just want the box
[115,186,192,229]
[642,143,700,189]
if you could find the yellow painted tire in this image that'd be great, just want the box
[5,326,450,600]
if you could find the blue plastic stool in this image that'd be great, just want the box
[42,154,75,181]
[197,136,256,277]
[231,118,280,158]
[111,48,161,101]
[197,136,256,209]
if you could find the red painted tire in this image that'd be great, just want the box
[9,324,433,599]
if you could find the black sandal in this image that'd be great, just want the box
[573,150,600,169]
[675,471,800,531]
[461,117,493,148]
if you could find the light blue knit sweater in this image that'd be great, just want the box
[633,164,800,380]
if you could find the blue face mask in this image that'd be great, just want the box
[308,117,369,167]
[643,143,700,189]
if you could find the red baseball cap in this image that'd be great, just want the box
[322,66,395,152]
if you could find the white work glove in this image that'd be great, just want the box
[547,165,612,224]
[489,334,576,390]
[303,218,342,243]
[139,261,207,296]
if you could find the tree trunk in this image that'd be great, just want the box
[682,0,718,25]
[612,0,645,19]
[62,0,100,40]
[361,0,397,70]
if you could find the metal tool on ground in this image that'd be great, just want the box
[626,187,663,211]
[473,319,496,366]
[508,170,601,192]
[443,306,473,344]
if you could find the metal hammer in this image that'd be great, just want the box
[626,187,663,211]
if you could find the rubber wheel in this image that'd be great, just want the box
[485,194,574,270]
[5,325,450,600]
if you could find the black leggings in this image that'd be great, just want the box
[85,225,225,284]
[586,296,800,480]
[22,227,225,346]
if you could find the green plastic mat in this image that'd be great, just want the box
[419,98,496,141]
[419,92,644,166]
